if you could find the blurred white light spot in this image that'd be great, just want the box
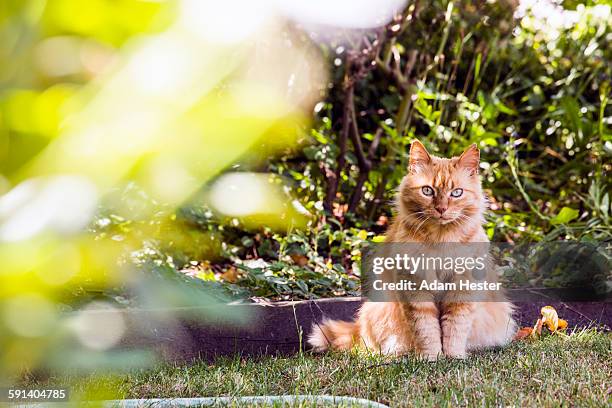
[96,217,111,228]
[0,176,10,196]
[243,258,270,269]
[292,200,310,216]
[36,244,81,286]
[516,0,583,41]
[148,158,197,203]
[210,173,277,216]
[79,40,116,76]
[0,175,98,242]
[69,302,125,351]
[35,36,82,77]
[128,37,195,95]
[280,0,407,28]
[583,42,598,56]
[3,294,57,338]
[179,0,272,44]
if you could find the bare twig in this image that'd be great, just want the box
[324,80,353,213]
[348,128,383,213]
[349,104,371,171]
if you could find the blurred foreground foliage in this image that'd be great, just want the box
[1,0,324,378]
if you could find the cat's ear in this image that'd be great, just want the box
[409,140,432,173]
[457,143,480,175]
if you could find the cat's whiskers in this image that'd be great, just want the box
[408,213,432,238]
[447,213,471,228]
[403,212,421,235]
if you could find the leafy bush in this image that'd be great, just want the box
[95,0,611,301]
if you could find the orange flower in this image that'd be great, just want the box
[515,306,569,341]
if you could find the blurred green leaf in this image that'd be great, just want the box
[550,207,580,225]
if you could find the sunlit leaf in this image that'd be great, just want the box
[550,207,580,225]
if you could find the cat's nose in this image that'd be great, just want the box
[435,206,447,215]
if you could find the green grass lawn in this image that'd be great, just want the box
[25,329,611,407]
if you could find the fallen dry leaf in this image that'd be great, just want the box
[532,318,543,337]
[290,254,309,267]
[376,215,388,226]
[515,327,533,340]
[332,202,347,219]
[220,266,239,283]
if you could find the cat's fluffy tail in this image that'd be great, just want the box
[307,319,359,352]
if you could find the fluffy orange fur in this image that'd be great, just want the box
[308,141,516,360]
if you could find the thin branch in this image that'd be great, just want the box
[349,104,371,171]
[404,49,418,79]
[324,82,353,213]
[367,171,389,221]
[376,57,409,93]
[368,128,383,159]
[348,128,383,214]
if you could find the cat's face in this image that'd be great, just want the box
[398,141,484,229]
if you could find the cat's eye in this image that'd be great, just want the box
[421,186,434,197]
[450,188,463,198]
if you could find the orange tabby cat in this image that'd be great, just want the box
[308,141,516,360]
